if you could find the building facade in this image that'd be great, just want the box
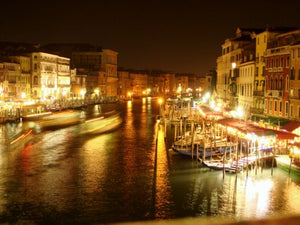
[0,62,21,100]
[10,56,31,100]
[31,52,70,100]
[216,28,257,109]
[237,60,255,119]
[264,46,290,118]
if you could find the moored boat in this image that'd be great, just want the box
[276,155,300,175]
[202,160,230,170]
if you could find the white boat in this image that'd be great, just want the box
[80,112,122,135]
[202,160,230,170]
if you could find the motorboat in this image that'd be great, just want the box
[39,110,81,130]
[80,112,122,135]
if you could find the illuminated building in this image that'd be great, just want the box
[174,74,188,96]
[10,56,31,100]
[237,59,255,120]
[264,45,290,118]
[30,52,70,100]
[252,28,296,120]
[283,30,300,119]
[117,70,132,99]
[252,30,277,117]
[70,69,87,99]
[130,72,148,97]
[217,28,258,109]
[72,48,118,97]
[0,62,21,100]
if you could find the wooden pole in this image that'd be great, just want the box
[191,121,194,160]
[289,157,292,175]
[246,141,249,177]
[174,125,177,141]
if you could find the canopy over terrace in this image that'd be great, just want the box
[217,118,299,141]
[198,105,223,120]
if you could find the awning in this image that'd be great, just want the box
[199,105,223,117]
[217,118,298,140]
[281,121,300,132]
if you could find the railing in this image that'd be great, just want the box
[266,90,282,97]
[253,90,264,97]
[289,95,300,100]
[250,107,264,115]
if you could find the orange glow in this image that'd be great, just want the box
[158,98,163,104]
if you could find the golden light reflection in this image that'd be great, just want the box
[154,122,172,218]
[82,134,111,194]
[284,178,300,212]
[220,174,275,219]
[244,178,273,218]
[142,98,146,113]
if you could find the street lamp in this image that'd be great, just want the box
[80,89,86,99]
[158,97,163,117]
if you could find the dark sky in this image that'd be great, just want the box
[1,0,300,75]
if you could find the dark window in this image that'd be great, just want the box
[33,76,38,85]
[291,68,295,80]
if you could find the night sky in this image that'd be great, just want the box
[1,0,300,75]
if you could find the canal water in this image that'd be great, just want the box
[0,98,300,224]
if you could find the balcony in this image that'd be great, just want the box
[266,90,282,98]
[250,107,264,115]
[289,95,300,100]
[253,90,264,97]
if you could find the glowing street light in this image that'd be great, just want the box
[158,97,163,105]
[232,62,236,69]
[80,89,86,99]
[236,106,244,119]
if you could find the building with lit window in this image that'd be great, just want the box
[264,46,290,119]
[0,62,21,100]
[117,70,132,99]
[252,27,296,120]
[237,59,255,119]
[285,30,300,119]
[72,48,118,96]
[216,28,258,109]
[70,68,86,99]
[10,56,31,100]
[30,52,70,100]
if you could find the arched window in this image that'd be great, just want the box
[280,76,283,89]
[275,78,278,89]
[286,76,289,91]
[270,78,273,89]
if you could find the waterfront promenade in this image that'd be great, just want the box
[0,96,119,123]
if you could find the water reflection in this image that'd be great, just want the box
[154,121,174,218]
[81,134,111,194]
[0,100,300,224]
